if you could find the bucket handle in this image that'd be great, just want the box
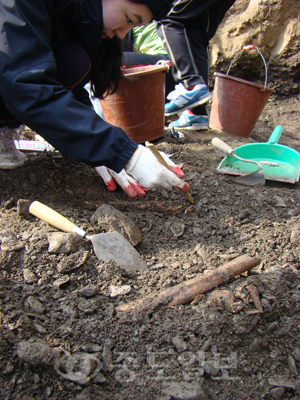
[227,45,268,91]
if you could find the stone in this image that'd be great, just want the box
[287,355,298,376]
[90,204,142,246]
[91,231,146,272]
[161,381,209,400]
[170,221,185,237]
[109,285,131,298]
[270,387,285,399]
[25,296,45,315]
[102,345,114,372]
[56,251,89,273]
[54,352,102,385]
[47,232,78,254]
[23,268,38,284]
[268,377,296,390]
[77,298,98,314]
[53,276,70,288]
[172,336,188,353]
[77,285,98,298]
[17,340,61,367]
[17,199,32,217]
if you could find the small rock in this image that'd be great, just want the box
[203,361,220,377]
[90,204,142,246]
[34,323,47,334]
[3,361,14,374]
[47,232,79,254]
[25,296,45,315]
[172,336,188,353]
[53,275,70,288]
[273,196,286,207]
[270,387,285,399]
[23,269,38,284]
[4,197,15,209]
[287,355,298,376]
[81,344,102,353]
[268,377,296,390]
[60,304,77,318]
[102,345,114,372]
[77,298,98,314]
[17,199,32,217]
[292,348,300,361]
[56,251,89,273]
[54,352,102,385]
[109,285,131,298]
[77,285,98,298]
[170,221,185,237]
[17,340,61,367]
[93,372,106,384]
[91,231,146,272]
[161,381,209,400]
[290,229,300,244]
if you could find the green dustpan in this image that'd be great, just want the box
[216,125,300,183]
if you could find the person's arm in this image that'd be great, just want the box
[0,0,137,171]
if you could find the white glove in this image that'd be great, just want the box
[95,166,148,199]
[125,145,190,191]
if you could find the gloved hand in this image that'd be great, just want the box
[95,166,148,199]
[125,145,190,191]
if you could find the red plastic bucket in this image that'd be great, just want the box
[99,64,168,144]
[209,46,275,138]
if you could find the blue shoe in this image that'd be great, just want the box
[169,110,209,131]
[165,83,212,116]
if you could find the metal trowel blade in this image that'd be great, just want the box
[90,231,147,272]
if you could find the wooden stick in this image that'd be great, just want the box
[116,255,261,319]
[145,141,195,205]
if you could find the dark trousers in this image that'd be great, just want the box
[0,39,91,128]
[156,0,235,115]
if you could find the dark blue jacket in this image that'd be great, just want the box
[0,0,138,170]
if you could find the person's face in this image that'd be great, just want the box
[102,0,153,39]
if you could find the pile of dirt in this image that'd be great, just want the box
[1,91,300,399]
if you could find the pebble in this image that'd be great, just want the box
[25,296,45,315]
[290,229,300,244]
[23,268,38,284]
[109,285,131,298]
[172,336,188,353]
[102,345,114,372]
[287,355,298,376]
[161,381,209,400]
[170,221,185,237]
[77,285,98,298]
[17,340,61,367]
[268,377,296,390]
[270,387,285,399]
[34,323,47,334]
[17,199,32,217]
[203,361,220,377]
[47,232,78,254]
[53,276,70,288]
[77,298,98,314]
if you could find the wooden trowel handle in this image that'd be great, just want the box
[29,201,86,237]
[212,137,235,156]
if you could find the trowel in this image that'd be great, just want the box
[212,137,266,186]
[29,201,146,271]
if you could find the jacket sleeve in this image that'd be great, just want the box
[0,0,138,171]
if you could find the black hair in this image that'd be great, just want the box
[89,0,172,99]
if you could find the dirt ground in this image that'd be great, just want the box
[1,76,300,399]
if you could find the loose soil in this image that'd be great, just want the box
[1,86,300,399]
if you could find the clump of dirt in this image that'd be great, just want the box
[1,91,300,399]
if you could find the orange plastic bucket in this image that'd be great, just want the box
[209,46,275,138]
[99,64,169,144]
